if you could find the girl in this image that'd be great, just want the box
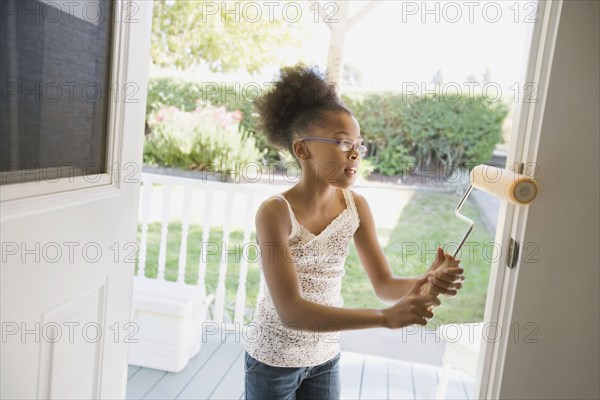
[242,64,465,400]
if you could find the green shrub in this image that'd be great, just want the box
[146,75,276,162]
[376,144,416,176]
[357,158,375,179]
[144,103,262,178]
[401,95,508,172]
[342,92,406,161]
[146,75,509,177]
[344,92,508,176]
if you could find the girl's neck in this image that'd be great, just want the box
[286,176,341,212]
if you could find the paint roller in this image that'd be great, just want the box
[452,164,539,258]
[422,164,539,297]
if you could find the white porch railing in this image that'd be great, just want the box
[136,172,282,329]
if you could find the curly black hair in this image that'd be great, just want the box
[253,64,352,157]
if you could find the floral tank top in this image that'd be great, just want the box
[242,188,360,367]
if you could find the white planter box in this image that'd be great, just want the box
[128,277,214,373]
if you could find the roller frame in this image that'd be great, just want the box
[453,184,475,258]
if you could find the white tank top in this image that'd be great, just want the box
[243,188,360,367]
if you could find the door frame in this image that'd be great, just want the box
[475,1,564,398]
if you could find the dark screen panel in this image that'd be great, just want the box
[0,0,114,184]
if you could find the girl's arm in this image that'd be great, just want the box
[352,191,460,304]
[255,197,438,332]
[352,192,418,304]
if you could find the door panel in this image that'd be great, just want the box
[38,282,106,399]
[0,1,154,398]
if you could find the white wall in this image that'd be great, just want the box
[498,1,600,398]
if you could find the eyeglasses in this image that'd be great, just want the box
[300,137,368,158]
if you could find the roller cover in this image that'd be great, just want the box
[470,165,538,205]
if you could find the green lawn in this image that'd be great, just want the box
[341,190,494,326]
[136,190,494,326]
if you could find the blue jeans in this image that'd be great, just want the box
[244,351,341,400]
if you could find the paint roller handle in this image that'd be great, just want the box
[382,275,441,329]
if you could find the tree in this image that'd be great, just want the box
[321,1,380,83]
[431,69,444,84]
[465,73,480,83]
[343,63,364,86]
[151,0,309,73]
[482,67,492,85]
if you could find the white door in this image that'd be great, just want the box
[477,0,599,398]
[1,1,153,398]
[474,0,563,396]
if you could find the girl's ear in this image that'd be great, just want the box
[293,140,310,159]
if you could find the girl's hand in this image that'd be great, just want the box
[424,248,465,297]
[427,247,447,274]
[383,275,441,329]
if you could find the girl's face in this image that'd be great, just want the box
[295,110,363,188]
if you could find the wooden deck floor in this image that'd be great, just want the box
[127,334,474,400]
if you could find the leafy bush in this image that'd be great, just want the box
[376,144,416,176]
[342,92,405,160]
[146,75,276,161]
[146,75,509,177]
[357,158,375,179]
[144,102,262,179]
[343,92,508,175]
[401,95,508,172]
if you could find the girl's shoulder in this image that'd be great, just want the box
[257,194,291,218]
[255,194,293,234]
[344,188,370,218]
[345,188,366,206]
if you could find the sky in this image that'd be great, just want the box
[257,0,535,95]
[161,0,535,99]
[341,1,533,91]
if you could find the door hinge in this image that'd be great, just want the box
[506,237,520,269]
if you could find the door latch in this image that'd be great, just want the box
[506,237,520,269]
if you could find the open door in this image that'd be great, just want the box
[476,0,599,398]
[1,1,153,398]
[474,0,563,396]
